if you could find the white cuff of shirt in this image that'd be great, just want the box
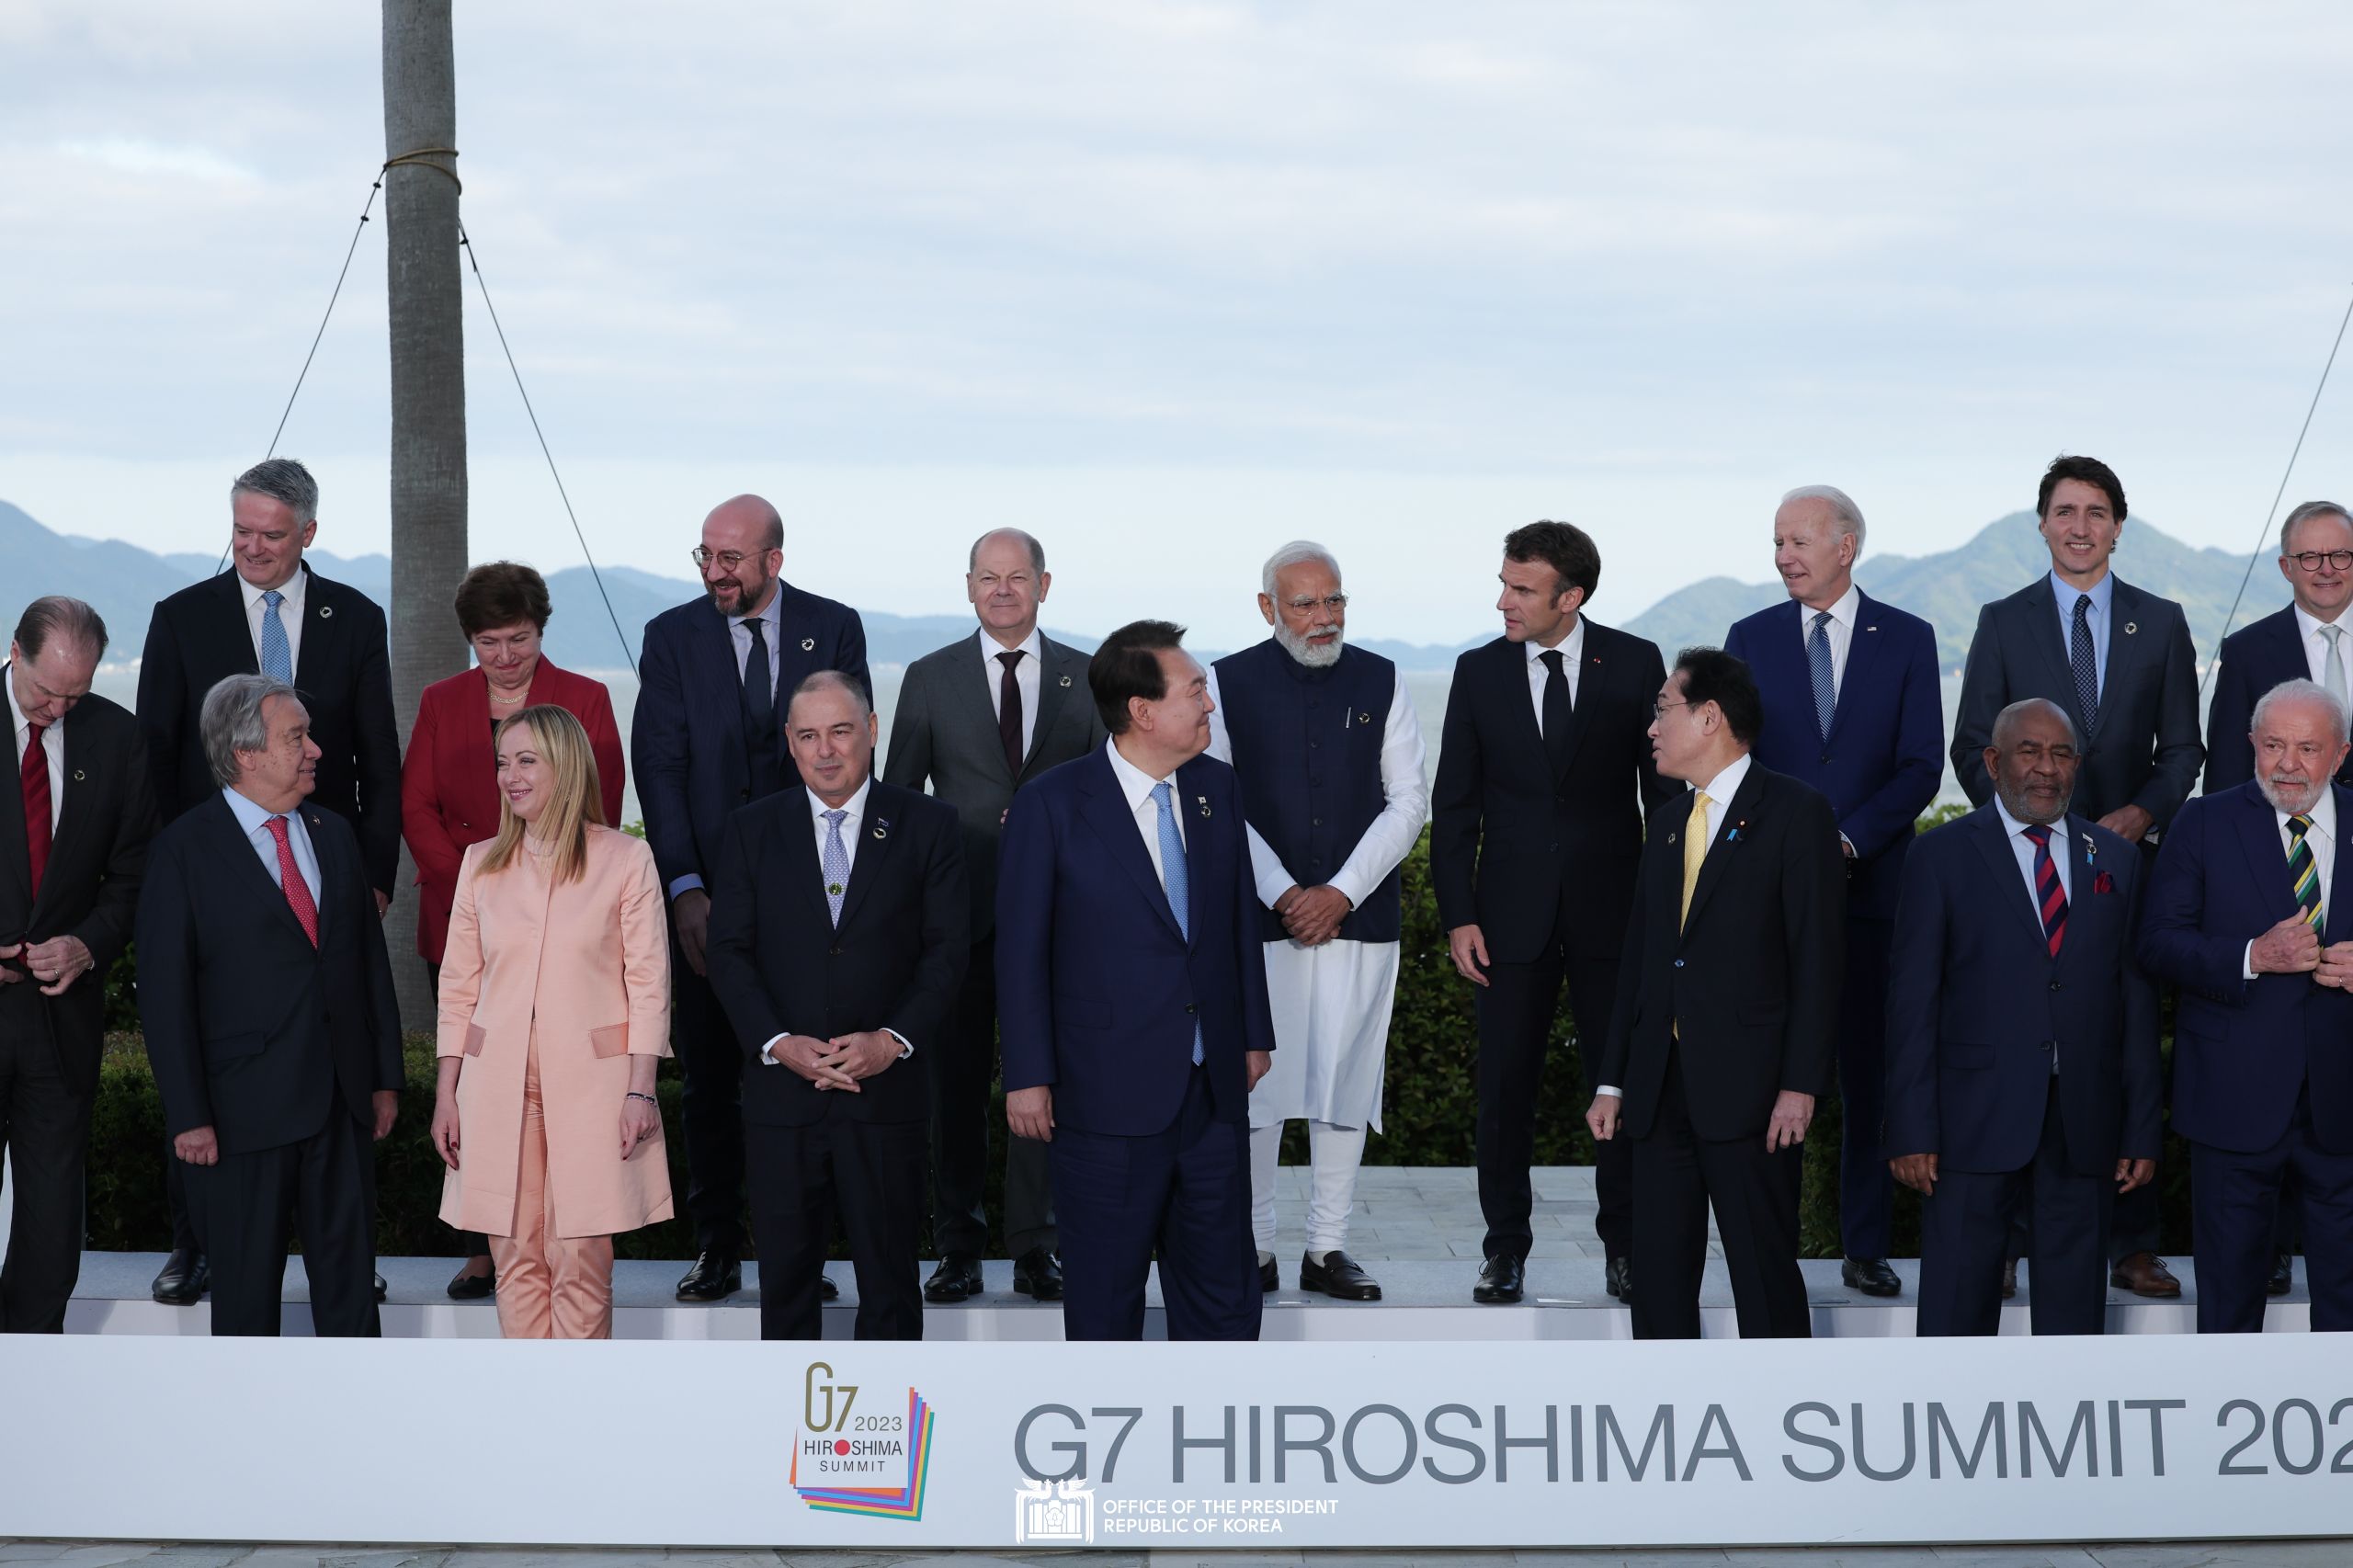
[2243,941,2258,982]
[760,1028,915,1064]
[1596,1085,1622,1099]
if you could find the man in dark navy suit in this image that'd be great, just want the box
[1885,699,2160,1336]
[2140,679,2353,1333]
[632,494,869,1302]
[1724,484,1942,1299]
[996,619,1276,1340]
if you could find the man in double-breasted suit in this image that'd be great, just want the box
[997,620,1278,1341]
[1886,699,2160,1336]
[632,494,870,1302]
[0,598,153,1331]
[1949,452,2203,1299]
[135,457,401,1306]
[1724,485,1943,1299]
[883,527,1103,1305]
[707,671,969,1341]
[136,675,404,1336]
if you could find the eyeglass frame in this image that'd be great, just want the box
[690,544,781,572]
[2285,550,2353,574]
[1276,593,1350,615]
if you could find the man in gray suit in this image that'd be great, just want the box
[883,528,1108,1302]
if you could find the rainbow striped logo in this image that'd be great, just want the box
[790,1387,935,1521]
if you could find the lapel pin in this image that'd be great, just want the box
[801,637,815,651]
[1059,674,1073,687]
[1666,832,1677,845]
[2124,621,2138,635]
[72,769,85,782]
[871,817,890,841]
[317,605,333,619]
[1866,625,1878,632]
[1197,794,1211,818]
[1358,711,1371,725]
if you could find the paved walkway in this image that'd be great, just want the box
[1257,1164,1717,1264]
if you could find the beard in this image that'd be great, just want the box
[2258,773,2327,817]
[1994,778,2071,827]
[1273,619,1344,668]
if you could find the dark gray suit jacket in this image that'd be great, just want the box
[1949,574,2203,835]
[882,630,1106,942]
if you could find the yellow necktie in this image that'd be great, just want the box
[1679,790,1712,929]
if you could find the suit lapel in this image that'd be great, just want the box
[1966,805,2049,951]
[834,787,899,933]
[2327,785,2353,944]
[1076,751,1185,941]
[0,718,30,910]
[200,796,312,949]
[1548,621,1608,781]
[301,805,334,948]
[1493,642,1549,788]
[36,716,92,917]
[779,796,837,930]
[1027,636,1083,778]
[953,635,1012,785]
[2232,785,2301,926]
[1679,766,1766,935]
[692,601,761,773]
[2018,578,2091,739]
[2095,580,2149,737]
[1825,594,1883,747]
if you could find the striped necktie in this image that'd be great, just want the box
[2289,813,2323,929]
[2022,824,2067,958]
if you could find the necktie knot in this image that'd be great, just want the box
[2325,626,2344,647]
[1539,649,1564,674]
[25,721,44,744]
[1813,609,1832,631]
[264,589,283,610]
[2023,823,2051,848]
[266,814,291,845]
[1151,780,1173,812]
[2290,812,2314,839]
[824,808,847,828]
[998,650,1022,669]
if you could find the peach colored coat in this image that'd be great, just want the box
[436,824,674,1239]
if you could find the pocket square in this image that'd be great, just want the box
[2094,870,2116,895]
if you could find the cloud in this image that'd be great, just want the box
[57,136,261,185]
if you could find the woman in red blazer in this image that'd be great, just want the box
[403,561,626,1296]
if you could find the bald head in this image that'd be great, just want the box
[1991,697,2079,753]
[706,494,784,551]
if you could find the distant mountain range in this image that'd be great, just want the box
[0,497,2290,676]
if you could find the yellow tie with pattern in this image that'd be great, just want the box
[1680,790,1712,929]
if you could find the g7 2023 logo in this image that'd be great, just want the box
[789,1361,936,1521]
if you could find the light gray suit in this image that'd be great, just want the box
[884,629,1106,1261]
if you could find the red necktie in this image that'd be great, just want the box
[265,815,320,947]
[19,722,50,897]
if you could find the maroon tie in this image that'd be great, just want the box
[997,650,1025,779]
[19,723,50,897]
[265,815,320,947]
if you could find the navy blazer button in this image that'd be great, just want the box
[1185,1002,1197,1015]
[2048,980,2062,991]
[829,946,842,956]
[1312,816,1323,826]
[1674,958,1685,969]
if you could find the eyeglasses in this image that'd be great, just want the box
[2288,550,2353,573]
[1651,699,1692,720]
[690,546,774,572]
[1280,594,1349,614]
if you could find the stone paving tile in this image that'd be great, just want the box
[0,1551,162,1568]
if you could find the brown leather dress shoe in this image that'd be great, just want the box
[2109,1251,2182,1298]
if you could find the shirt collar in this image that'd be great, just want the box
[1105,735,1177,813]
[4,665,32,739]
[2049,570,2113,619]
[1692,751,1752,806]
[222,786,295,838]
[978,624,1044,664]
[2293,602,2350,643]
[240,566,307,613]
[737,587,781,635]
[1526,617,1586,666]
[1803,583,1862,631]
[1992,794,2063,843]
[807,776,873,829]
[2279,788,2338,835]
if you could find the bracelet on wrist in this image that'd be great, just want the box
[625,1091,658,1105]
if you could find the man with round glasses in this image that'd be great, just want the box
[2206,500,2353,795]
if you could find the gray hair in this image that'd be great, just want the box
[231,457,320,523]
[2279,500,2352,555]
[2251,677,2350,739]
[1990,697,2082,751]
[968,528,1046,576]
[13,596,108,660]
[1261,540,1343,600]
[787,667,873,723]
[201,674,301,789]
[1779,484,1867,551]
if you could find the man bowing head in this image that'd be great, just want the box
[997,620,1277,1340]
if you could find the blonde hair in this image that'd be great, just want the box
[477,705,605,884]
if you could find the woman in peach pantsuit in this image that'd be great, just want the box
[430,705,673,1339]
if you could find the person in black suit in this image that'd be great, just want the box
[705,671,968,1339]
[1885,699,2161,1336]
[135,675,404,1336]
[632,494,870,1304]
[0,598,154,1331]
[1430,520,1674,1306]
[1949,453,2202,1301]
[882,528,1102,1305]
[1587,648,1844,1339]
[134,457,401,1307]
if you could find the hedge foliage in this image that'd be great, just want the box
[86,803,2194,1259]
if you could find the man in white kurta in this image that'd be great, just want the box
[1205,542,1429,1300]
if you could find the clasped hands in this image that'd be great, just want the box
[0,935,95,995]
[1272,884,1350,947]
[771,1030,902,1091]
[2253,915,2353,987]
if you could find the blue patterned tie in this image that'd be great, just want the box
[1151,781,1203,1065]
[1806,609,1836,741]
[260,589,292,683]
[822,809,849,926]
[2070,595,2099,733]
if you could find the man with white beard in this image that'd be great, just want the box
[1205,542,1428,1300]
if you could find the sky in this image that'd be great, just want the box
[6,1,2353,651]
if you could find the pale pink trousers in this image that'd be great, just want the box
[488,1035,617,1339]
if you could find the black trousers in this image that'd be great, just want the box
[1475,939,1631,1262]
[2192,1088,2353,1334]
[745,1112,925,1341]
[1631,1050,1810,1340]
[1836,916,1895,1260]
[1919,1078,2112,1337]
[0,1026,92,1333]
[673,939,747,1255]
[929,937,1056,1259]
[184,1108,380,1337]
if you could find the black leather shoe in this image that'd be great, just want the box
[1472,1254,1524,1304]
[1605,1256,1632,1302]
[2269,1251,2296,1297]
[1013,1247,1063,1301]
[151,1247,208,1305]
[676,1251,742,1301]
[822,1272,840,1301]
[1258,1255,1279,1293]
[924,1255,983,1303]
[1300,1250,1381,1301]
[447,1263,495,1301]
[373,1271,388,1303]
[1842,1256,1903,1297]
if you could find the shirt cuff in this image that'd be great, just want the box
[884,1028,914,1061]
[1838,832,1856,858]
[2244,941,2258,982]
[668,873,706,901]
[1596,1085,1622,1099]
[759,1032,787,1065]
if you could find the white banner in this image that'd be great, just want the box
[1,1333,2347,1548]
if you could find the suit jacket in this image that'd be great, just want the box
[2138,780,2353,1154]
[401,659,627,963]
[881,630,1105,941]
[2201,605,2353,794]
[1883,806,2160,1175]
[996,745,1277,1136]
[136,565,402,895]
[1596,764,1846,1142]
[705,779,969,1128]
[1429,621,1677,964]
[1724,592,1944,921]
[1950,575,2203,834]
[0,691,155,1096]
[136,792,403,1154]
[631,583,869,897]
[434,825,672,1237]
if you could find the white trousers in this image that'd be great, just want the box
[1249,1119,1369,1256]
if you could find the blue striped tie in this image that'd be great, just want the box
[1151,781,1203,1066]
[1806,609,1836,740]
[260,589,292,683]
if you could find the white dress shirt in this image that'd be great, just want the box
[6,669,64,833]
[240,569,308,678]
[2242,789,2336,980]
[979,624,1044,763]
[2292,602,2353,706]
[1524,618,1586,733]
[729,585,783,694]
[1795,583,1861,697]
[221,787,323,909]
[758,778,913,1064]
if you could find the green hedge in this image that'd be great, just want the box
[86,806,2194,1259]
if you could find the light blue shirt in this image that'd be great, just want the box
[2049,571,2114,701]
[222,788,322,911]
[1993,795,2073,917]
